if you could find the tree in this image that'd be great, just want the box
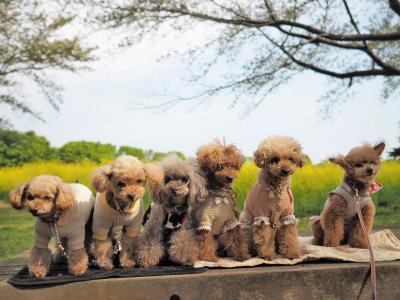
[91,0,400,114]
[118,146,146,160]
[57,141,116,163]
[0,129,55,167]
[0,0,94,128]
[389,136,400,159]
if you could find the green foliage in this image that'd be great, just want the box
[57,141,116,163]
[0,0,94,127]
[0,129,55,167]
[118,146,146,160]
[389,148,400,159]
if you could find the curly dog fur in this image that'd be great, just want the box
[188,139,250,262]
[311,142,384,248]
[240,136,304,260]
[91,155,148,269]
[9,175,94,277]
[136,154,207,267]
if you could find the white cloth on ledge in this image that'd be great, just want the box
[194,229,400,268]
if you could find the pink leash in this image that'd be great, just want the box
[354,188,377,300]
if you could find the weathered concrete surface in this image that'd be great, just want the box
[1,261,400,300]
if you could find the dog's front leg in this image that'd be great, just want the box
[92,239,113,270]
[29,247,51,277]
[136,238,164,267]
[224,226,250,261]
[198,230,218,262]
[347,201,376,249]
[276,224,302,259]
[119,235,138,268]
[169,228,200,266]
[68,248,88,275]
[252,223,276,260]
[321,195,347,247]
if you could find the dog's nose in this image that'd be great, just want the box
[225,176,234,183]
[30,209,38,215]
[367,168,374,175]
[280,168,290,176]
[171,188,178,195]
[127,193,136,201]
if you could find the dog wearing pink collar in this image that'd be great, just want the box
[311,142,385,248]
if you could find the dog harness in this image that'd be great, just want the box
[34,184,95,251]
[328,181,372,222]
[162,207,188,244]
[92,192,144,241]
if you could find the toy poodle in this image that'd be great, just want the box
[240,136,304,260]
[91,155,147,269]
[311,142,385,248]
[9,175,95,277]
[136,154,207,267]
[192,139,250,262]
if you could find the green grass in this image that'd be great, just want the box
[0,159,399,260]
[0,207,35,261]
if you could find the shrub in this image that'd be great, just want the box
[57,141,116,163]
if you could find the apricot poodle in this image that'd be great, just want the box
[240,136,304,260]
[9,175,95,277]
[311,142,385,248]
[91,155,147,269]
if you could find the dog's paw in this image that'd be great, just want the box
[69,263,88,275]
[199,253,218,262]
[120,256,136,268]
[96,258,113,270]
[29,265,48,278]
[235,253,251,262]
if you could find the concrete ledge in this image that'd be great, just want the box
[1,261,400,300]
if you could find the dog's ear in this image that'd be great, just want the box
[144,163,166,204]
[55,183,74,210]
[373,142,385,156]
[9,183,28,210]
[91,165,112,192]
[298,154,306,168]
[188,170,208,205]
[328,155,347,168]
[253,148,268,168]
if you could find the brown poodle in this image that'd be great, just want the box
[9,175,95,277]
[240,136,304,260]
[136,154,207,267]
[91,155,148,269]
[311,142,385,248]
[191,140,250,262]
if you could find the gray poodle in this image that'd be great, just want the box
[136,154,207,267]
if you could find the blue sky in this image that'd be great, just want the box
[10,26,400,163]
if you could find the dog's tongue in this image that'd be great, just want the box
[368,181,383,194]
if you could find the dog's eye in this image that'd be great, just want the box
[136,179,144,184]
[216,164,223,171]
[288,157,295,163]
[181,177,189,183]
[355,163,363,168]
[43,196,52,200]
[26,194,34,201]
[270,157,280,164]
[165,176,171,184]
[117,181,126,188]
